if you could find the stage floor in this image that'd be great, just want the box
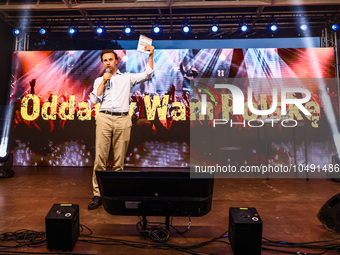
[1,166,340,255]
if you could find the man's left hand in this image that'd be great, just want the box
[144,45,154,55]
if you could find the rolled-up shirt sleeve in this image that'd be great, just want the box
[129,64,154,87]
[90,77,103,105]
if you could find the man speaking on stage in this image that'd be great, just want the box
[88,45,155,210]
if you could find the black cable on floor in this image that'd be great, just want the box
[79,223,229,255]
[261,236,340,254]
[5,224,340,255]
[0,251,95,255]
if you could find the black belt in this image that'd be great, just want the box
[100,111,128,116]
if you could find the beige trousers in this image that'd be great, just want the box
[92,112,132,196]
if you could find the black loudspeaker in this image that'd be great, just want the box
[229,207,263,255]
[317,193,340,233]
[45,204,79,251]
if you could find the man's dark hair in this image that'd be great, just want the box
[100,49,118,62]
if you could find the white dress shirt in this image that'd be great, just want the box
[90,64,154,112]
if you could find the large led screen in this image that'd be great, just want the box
[9,48,337,170]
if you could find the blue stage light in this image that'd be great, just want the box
[39,28,46,35]
[183,25,190,33]
[153,26,160,34]
[270,24,278,32]
[241,25,248,32]
[300,24,308,31]
[211,25,219,33]
[332,24,339,31]
[68,28,76,35]
[96,27,104,34]
[13,29,20,35]
[125,27,132,34]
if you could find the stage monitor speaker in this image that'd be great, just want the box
[317,193,340,233]
[45,204,79,251]
[229,207,262,255]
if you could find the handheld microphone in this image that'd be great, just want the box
[105,68,110,89]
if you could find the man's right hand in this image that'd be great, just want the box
[103,72,112,83]
[97,73,112,97]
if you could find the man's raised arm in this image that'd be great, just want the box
[145,45,154,69]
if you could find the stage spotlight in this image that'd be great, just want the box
[182,24,190,33]
[269,24,278,32]
[241,25,248,32]
[153,25,161,34]
[13,29,20,35]
[0,153,14,178]
[183,26,190,33]
[300,24,308,31]
[124,26,132,34]
[96,27,104,35]
[68,27,77,35]
[211,24,219,33]
[182,22,191,34]
[332,24,339,31]
[39,28,46,35]
[0,149,6,158]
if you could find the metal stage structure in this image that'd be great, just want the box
[322,27,340,117]
[4,0,340,117]
[1,0,340,41]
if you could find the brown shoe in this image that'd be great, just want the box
[88,196,102,210]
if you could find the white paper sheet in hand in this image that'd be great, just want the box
[137,35,152,54]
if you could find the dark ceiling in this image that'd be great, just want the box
[1,0,340,41]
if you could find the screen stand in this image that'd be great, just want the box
[141,214,170,230]
[140,202,171,230]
